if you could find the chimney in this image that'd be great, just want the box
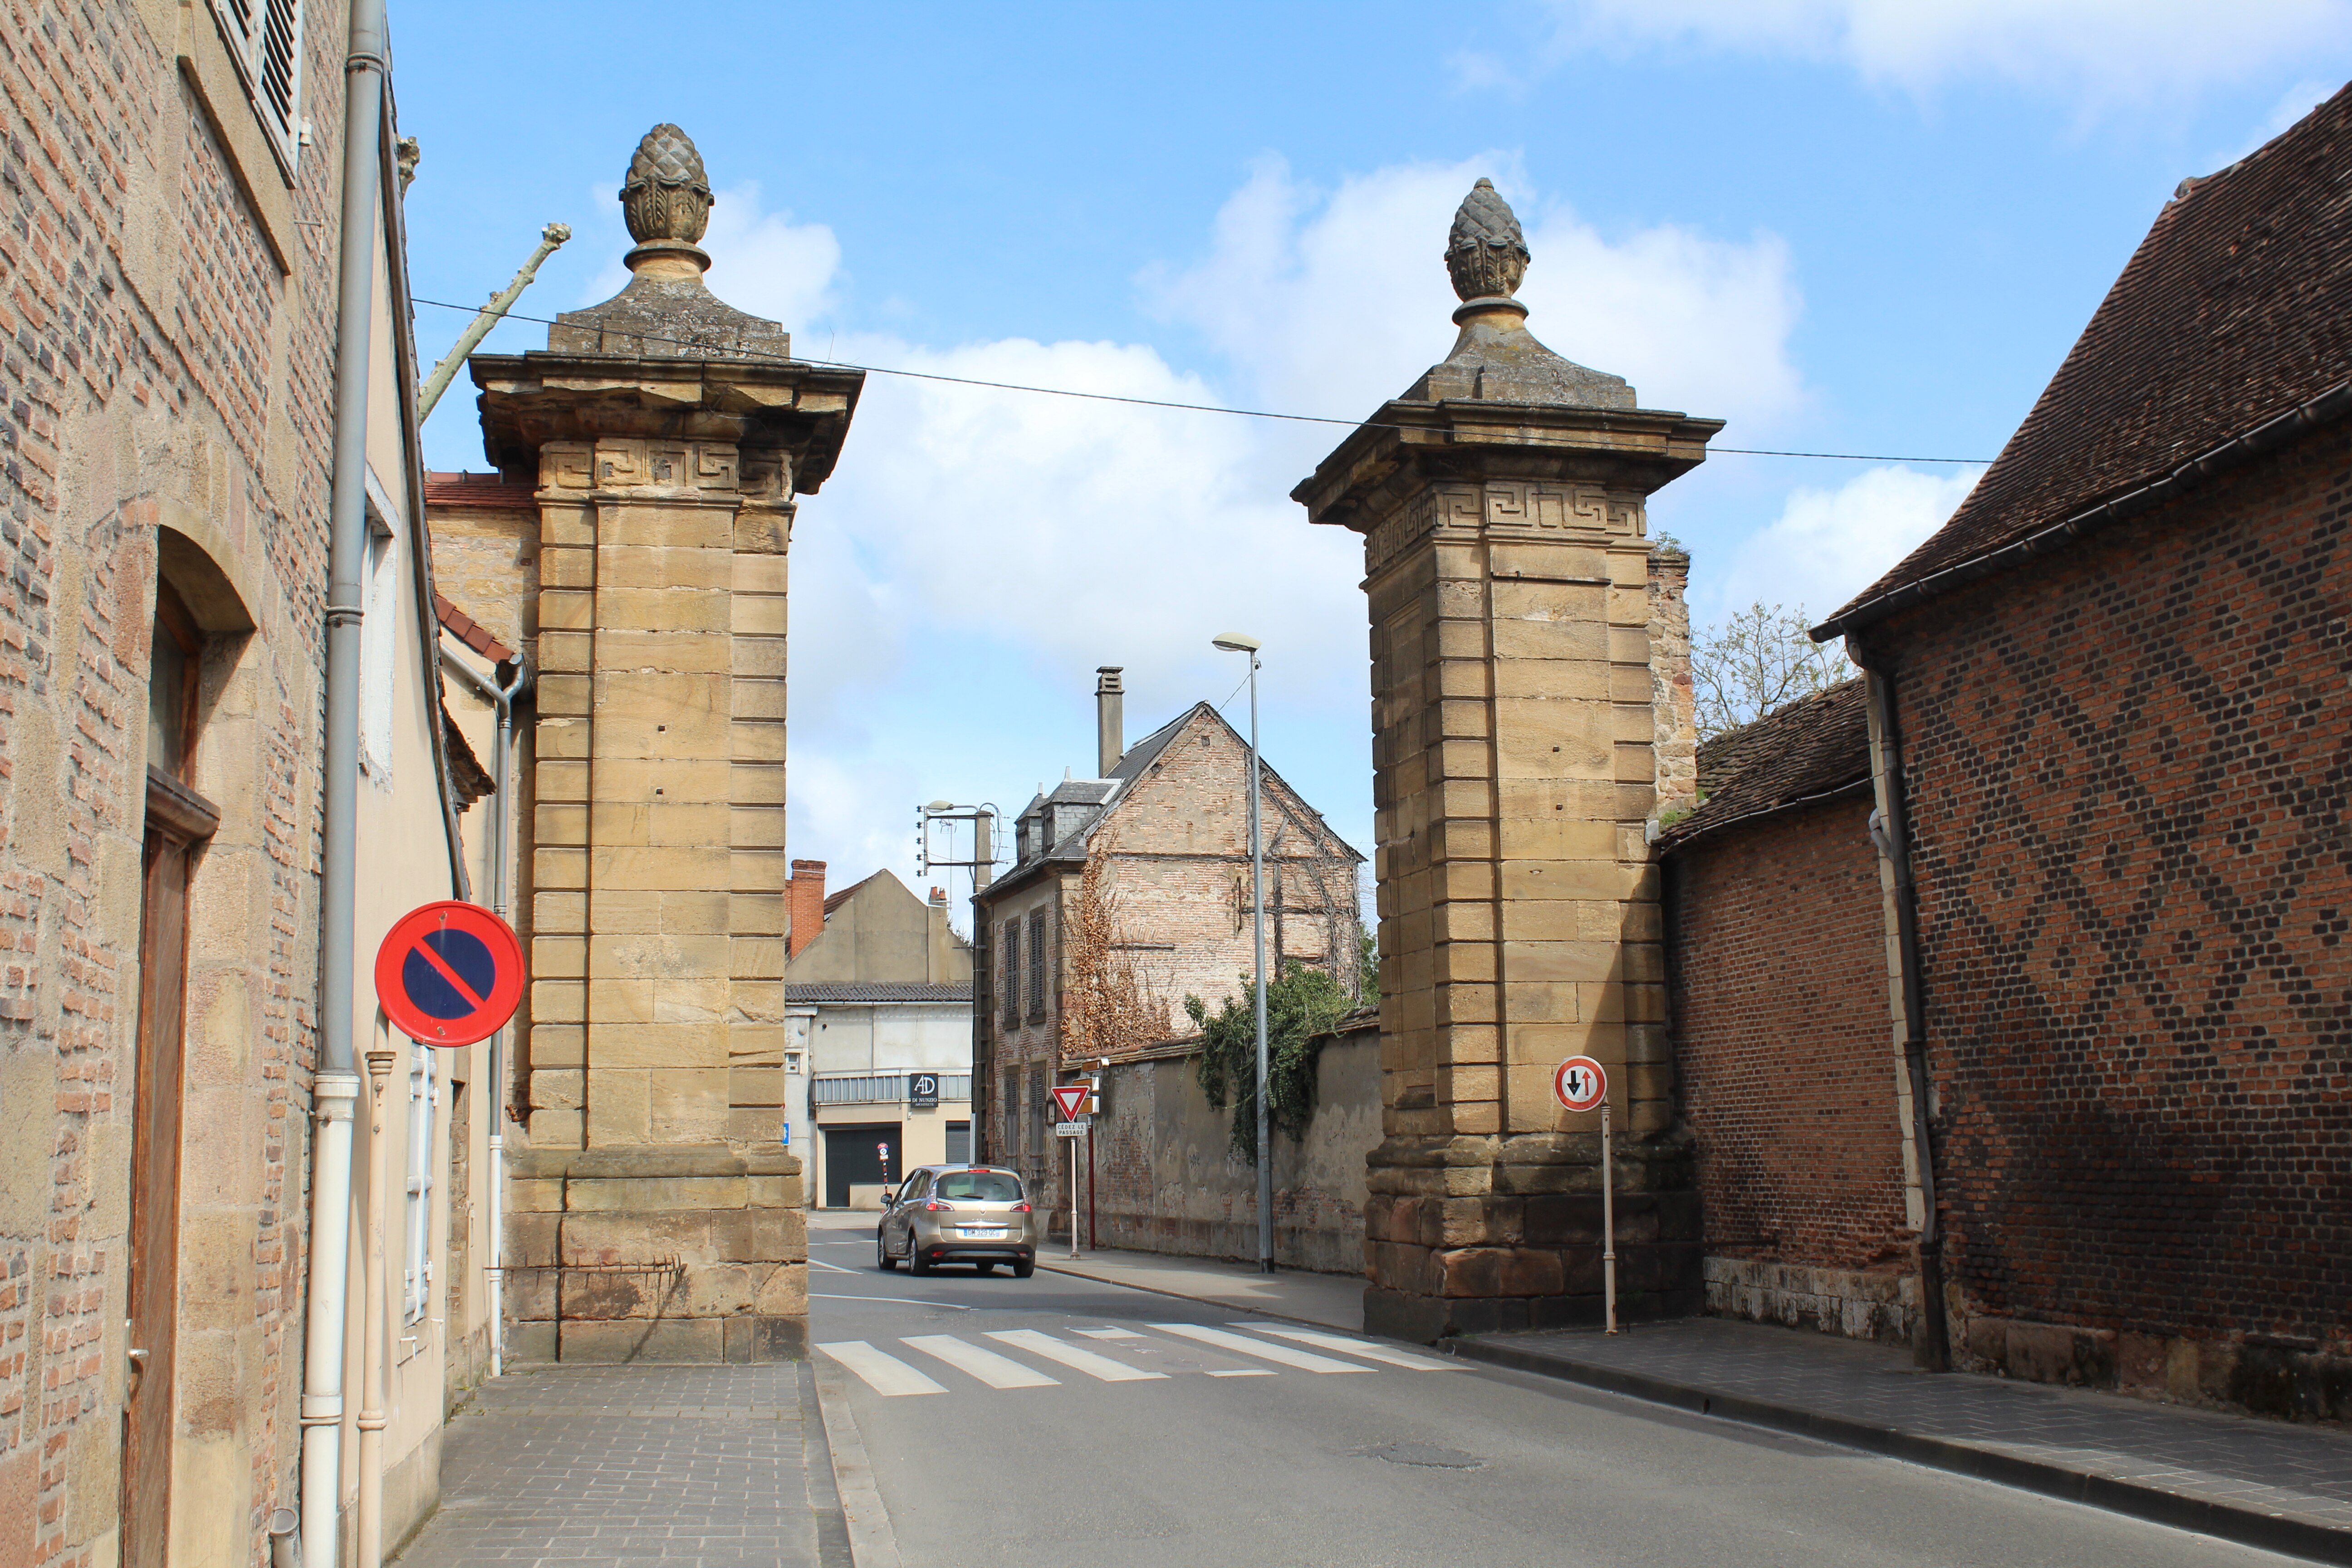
[787,858,827,958]
[926,886,950,983]
[1096,666,1124,777]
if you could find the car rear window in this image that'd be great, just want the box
[936,1170,1022,1201]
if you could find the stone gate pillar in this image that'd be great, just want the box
[1292,181,1720,1341]
[472,125,862,1361]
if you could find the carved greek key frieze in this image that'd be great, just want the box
[556,437,758,495]
[1365,480,1646,573]
[543,445,594,491]
[1366,486,1482,574]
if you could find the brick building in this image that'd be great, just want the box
[1670,87,2352,1419]
[971,668,1361,1211]
[0,3,494,1565]
[1659,681,1920,1344]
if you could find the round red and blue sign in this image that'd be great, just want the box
[373,901,524,1048]
[1553,1055,1608,1113]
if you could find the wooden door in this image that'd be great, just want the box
[122,824,189,1568]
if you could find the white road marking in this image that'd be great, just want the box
[1230,1323,1465,1371]
[818,1340,948,1397]
[809,1258,863,1274]
[901,1335,1061,1389]
[1074,1328,1143,1339]
[1151,1322,1372,1373]
[1206,1368,1277,1377]
[810,1294,971,1309]
[986,1329,1168,1382]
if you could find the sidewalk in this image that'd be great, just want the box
[1037,1245,2352,1565]
[1036,1245,1364,1330]
[1459,1319,2352,1566]
[392,1362,848,1568]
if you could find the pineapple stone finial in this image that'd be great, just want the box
[621,123,714,250]
[1446,177,1530,303]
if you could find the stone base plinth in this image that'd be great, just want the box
[505,1145,806,1363]
[1362,1132,1700,1343]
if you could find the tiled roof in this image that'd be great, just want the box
[433,593,517,666]
[1659,679,1871,851]
[424,470,537,510]
[784,982,972,1004]
[1820,84,2352,640]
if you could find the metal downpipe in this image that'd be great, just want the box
[300,0,388,1563]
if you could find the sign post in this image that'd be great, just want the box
[1553,1055,1617,1335]
[1051,1085,1090,1257]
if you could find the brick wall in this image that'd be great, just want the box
[0,2,353,1562]
[1877,419,2352,1412]
[1666,796,1917,1343]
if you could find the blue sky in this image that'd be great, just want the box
[393,1,2352,921]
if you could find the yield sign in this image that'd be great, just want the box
[1553,1056,1607,1113]
[374,900,524,1048]
[1050,1083,1090,1121]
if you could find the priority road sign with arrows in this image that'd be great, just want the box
[374,900,524,1048]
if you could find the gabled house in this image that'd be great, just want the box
[781,862,974,1207]
[972,668,1362,1205]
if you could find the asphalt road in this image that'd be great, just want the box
[806,1212,2296,1568]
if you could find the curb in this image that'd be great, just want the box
[1033,1257,1359,1335]
[808,1355,901,1568]
[1447,1336,2352,1568]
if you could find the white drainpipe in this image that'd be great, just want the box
[300,0,387,1563]
[441,648,528,1376]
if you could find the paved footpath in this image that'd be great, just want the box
[1049,1246,2352,1565]
[391,1362,848,1568]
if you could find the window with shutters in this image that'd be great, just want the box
[1026,909,1047,1022]
[403,1045,436,1323]
[209,0,306,172]
[1000,920,1021,1028]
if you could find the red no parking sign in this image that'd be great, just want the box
[373,901,524,1047]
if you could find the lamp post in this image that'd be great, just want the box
[1212,632,1274,1274]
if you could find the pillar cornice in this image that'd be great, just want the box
[1293,398,1724,534]
[472,350,863,488]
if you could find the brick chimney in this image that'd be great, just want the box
[1096,666,1123,777]
[787,859,827,957]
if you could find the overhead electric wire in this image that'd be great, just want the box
[412,295,1991,464]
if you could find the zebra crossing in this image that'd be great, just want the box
[818,1320,1461,1397]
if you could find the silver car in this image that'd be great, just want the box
[876,1164,1038,1276]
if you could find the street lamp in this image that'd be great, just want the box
[1212,631,1274,1275]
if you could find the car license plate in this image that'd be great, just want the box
[958,1226,1008,1239]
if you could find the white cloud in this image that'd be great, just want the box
[1145,155,1807,436]
[1557,0,2352,104]
[808,330,1365,719]
[1702,462,1983,626]
[688,166,1813,886]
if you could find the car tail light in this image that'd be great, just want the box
[924,1200,951,1212]
[1013,1202,1031,1212]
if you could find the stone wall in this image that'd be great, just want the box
[1089,1023,1379,1274]
[1871,419,2352,1419]
[1665,796,1917,1346]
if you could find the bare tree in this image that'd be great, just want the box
[1693,601,1852,742]
[1062,833,1171,1063]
